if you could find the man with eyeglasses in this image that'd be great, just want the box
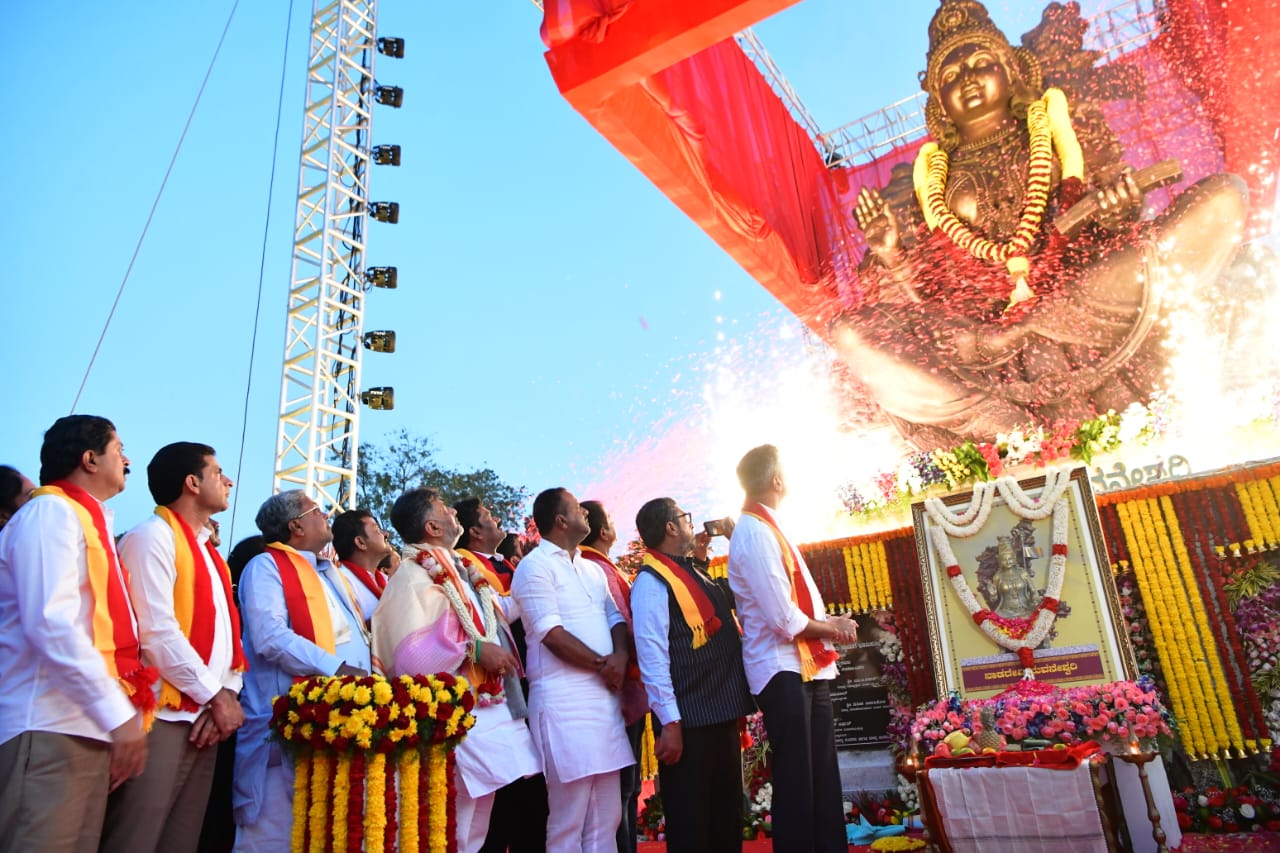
[630,498,754,853]
[231,491,371,852]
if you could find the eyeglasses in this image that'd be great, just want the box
[292,505,324,522]
[673,511,692,526]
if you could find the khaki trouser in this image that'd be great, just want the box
[100,718,218,853]
[0,731,111,853]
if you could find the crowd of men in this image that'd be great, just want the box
[0,415,858,853]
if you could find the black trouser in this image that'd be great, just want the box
[656,717,744,853]
[617,718,645,853]
[479,773,548,853]
[754,672,845,853]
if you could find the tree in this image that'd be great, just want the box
[356,429,530,545]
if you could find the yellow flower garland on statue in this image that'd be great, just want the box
[427,745,450,853]
[308,751,330,853]
[366,752,387,853]
[332,754,350,853]
[1161,496,1246,755]
[292,751,310,853]
[914,88,1082,306]
[399,750,420,853]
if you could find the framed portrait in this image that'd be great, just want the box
[911,466,1135,699]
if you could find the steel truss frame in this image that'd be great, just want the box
[273,0,379,510]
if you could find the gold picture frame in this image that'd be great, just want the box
[911,466,1136,699]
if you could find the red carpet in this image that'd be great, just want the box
[636,831,1280,851]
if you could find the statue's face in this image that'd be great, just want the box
[937,42,1012,126]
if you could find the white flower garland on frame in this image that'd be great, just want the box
[925,472,1073,676]
[923,481,998,537]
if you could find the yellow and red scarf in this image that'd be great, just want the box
[34,482,159,721]
[742,501,838,680]
[580,544,632,623]
[341,560,387,600]
[266,543,336,654]
[639,548,722,649]
[155,506,247,712]
[455,549,510,595]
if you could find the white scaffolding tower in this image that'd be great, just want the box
[273,0,380,510]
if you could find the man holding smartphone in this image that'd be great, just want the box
[631,498,754,853]
[727,444,858,853]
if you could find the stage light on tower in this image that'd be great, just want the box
[362,330,396,353]
[361,387,395,411]
[377,37,404,58]
[375,84,403,108]
[366,266,397,289]
[369,202,399,224]
[372,144,401,166]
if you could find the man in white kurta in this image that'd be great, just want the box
[512,488,634,853]
[373,487,540,853]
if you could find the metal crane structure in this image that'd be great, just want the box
[272,0,401,510]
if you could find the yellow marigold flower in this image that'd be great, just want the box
[339,682,356,701]
[394,704,408,720]
[344,717,364,737]
[306,686,323,702]
[356,730,372,749]
[353,685,372,705]
[282,724,294,740]
[455,675,471,692]
[300,723,314,740]
[435,689,451,703]
[323,728,337,743]
[323,681,341,703]
[373,681,393,705]
[287,710,300,724]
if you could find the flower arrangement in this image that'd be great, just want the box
[637,790,665,841]
[271,673,475,853]
[1172,784,1280,833]
[838,402,1171,518]
[911,677,1173,757]
[741,712,773,837]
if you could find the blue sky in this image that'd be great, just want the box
[3,1,1114,546]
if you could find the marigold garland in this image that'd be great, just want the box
[399,751,420,853]
[292,751,310,853]
[332,753,351,853]
[366,752,387,853]
[428,744,450,853]
[308,751,330,853]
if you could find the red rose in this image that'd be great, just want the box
[1208,816,1223,830]
[1176,813,1192,830]
[1208,793,1226,809]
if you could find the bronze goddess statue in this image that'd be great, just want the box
[989,535,1039,620]
[832,0,1248,450]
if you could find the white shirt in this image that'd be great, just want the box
[0,494,138,745]
[119,513,244,723]
[629,570,680,725]
[728,508,837,694]
[511,539,633,782]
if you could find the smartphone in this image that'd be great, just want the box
[703,519,724,537]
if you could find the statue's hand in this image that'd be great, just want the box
[854,186,902,261]
[1093,168,1143,231]
[939,323,1029,367]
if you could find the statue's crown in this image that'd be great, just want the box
[923,0,1014,92]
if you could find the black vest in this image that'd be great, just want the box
[640,555,756,728]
